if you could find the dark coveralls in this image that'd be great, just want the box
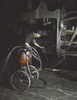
[25,32,35,46]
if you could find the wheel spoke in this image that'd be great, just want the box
[11,70,31,90]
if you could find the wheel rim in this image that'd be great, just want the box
[11,70,31,91]
[29,65,39,81]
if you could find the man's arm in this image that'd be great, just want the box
[33,40,44,49]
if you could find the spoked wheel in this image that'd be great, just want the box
[11,70,31,91]
[29,65,39,82]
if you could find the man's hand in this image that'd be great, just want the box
[33,40,45,49]
[25,43,31,47]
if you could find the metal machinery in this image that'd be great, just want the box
[58,12,77,57]
[20,2,77,58]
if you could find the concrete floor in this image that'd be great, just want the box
[0,69,77,100]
